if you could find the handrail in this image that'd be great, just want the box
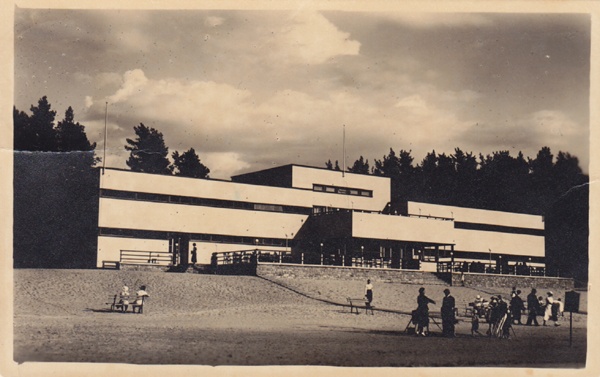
[120,249,172,266]
[436,261,546,276]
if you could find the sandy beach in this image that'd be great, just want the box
[13,268,587,367]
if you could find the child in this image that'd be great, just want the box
[471,310,481,336]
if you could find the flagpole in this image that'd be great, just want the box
[342,124,345,177]
[103,102,108,175]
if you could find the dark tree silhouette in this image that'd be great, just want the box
[56,106,99,168]
[14,96,58,151]
[348,156,370,174]
[13,107,31,151]
[125,123,172,175]
[171,147,210,178]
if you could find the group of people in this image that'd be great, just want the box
[412,287,457,337]
[118,285,149,313]
[469,287,563,339]
[525,288,563,326]
[361,279,563,338]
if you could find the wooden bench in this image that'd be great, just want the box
[346,297,375,315]
[107,294,126,312]
[106,294,146,314]
[102,261,120,269]
[131,296,146,314]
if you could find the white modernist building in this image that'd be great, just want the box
[97,164,545,273]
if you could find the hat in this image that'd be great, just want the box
[122,286,129,291]
[548,291,553,296]
[476,295,481,299]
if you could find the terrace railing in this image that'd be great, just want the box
[120,250,172,266]
[437,261,546,276]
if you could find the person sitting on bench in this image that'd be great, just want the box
[133,285,149,313]
[118,286,130,312]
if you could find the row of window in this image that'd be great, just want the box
[100,189,312,215]
[99,227,291,247]
[454,221,545,237]
[312,184,373,198]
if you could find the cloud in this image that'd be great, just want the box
[458,109,588,168]
[106,69,149,103]
[384,13,493,29]
[205,16,224,27]
[273,12,361,65]
[395,94,428,111]
[83,68,489,178]
[203,152,251,178]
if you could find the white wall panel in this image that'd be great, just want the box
[453,229,544,257]
[99,198,307,238]
[407,201,544,230]
[352,212,455,244]
[100,169,387,212]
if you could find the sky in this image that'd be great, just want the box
[14,8,590,179]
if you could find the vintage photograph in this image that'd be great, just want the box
[5,2,594,374]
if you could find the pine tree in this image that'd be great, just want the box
[125,123,172,175]
[172,148,210,178]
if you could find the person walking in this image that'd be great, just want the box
[544,291,561,326]
[510,289,524,325]
[471,311,481,336]
[441,288,456,337]
[526,288,540,326]
[191,243,198,265]
[415,287,436,336]
[364,279,373,306]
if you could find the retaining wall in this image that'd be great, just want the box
[257,264,574,290]
[257,263,450,285]
[452,272,574,290]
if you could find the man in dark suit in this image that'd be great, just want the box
[526,288,540,326]
[441,288,456,337]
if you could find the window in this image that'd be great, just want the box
[312,183,373,198]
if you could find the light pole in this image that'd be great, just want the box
[488,248,492,273]
[499,255,502,274]
[320,243,324,265]
[361,246,364,266]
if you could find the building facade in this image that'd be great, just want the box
[97,164,544,273]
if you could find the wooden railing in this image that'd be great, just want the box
[437,261,546,276]
[120,250,172,266]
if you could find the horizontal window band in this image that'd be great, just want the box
[98,227,291,247]
[454,221,544,236]
[312,184,373,197]
[100,189,313,215]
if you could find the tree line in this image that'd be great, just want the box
[14,96,211,178]
[329,147,586,216]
